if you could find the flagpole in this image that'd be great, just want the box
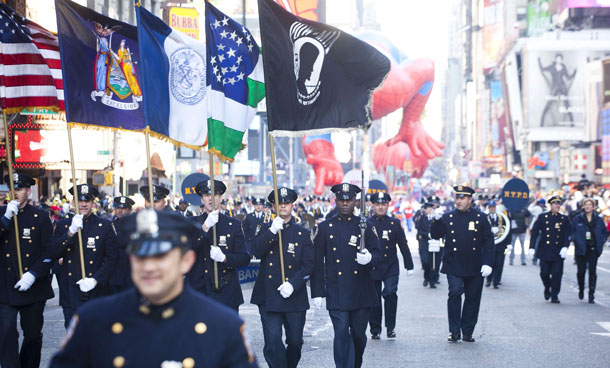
[268,133,286,283]
[66,123,86,281]
[144,128,154,205]
[2,112,23,278]
[208,152,219,291]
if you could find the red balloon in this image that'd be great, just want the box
[302,136,344,195]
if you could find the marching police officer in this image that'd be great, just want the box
[529,196,570,303]
[176,199,197,217]
[140,185,171,211]
[50,210,256,367]
[0,173,54,368]
[367,191,414,339]
[430,185,494,343]
[416,201,442,288]
[186,180,250,311]
[243,198,266,242]
[486,201,511,289]
[51,184,118,328]
[251,187,314,368]
[109,196,135,293]
[311,183,380,368]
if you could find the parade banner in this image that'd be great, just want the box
[258,0,390,136]
[501,178,530,211]
[136,4,209,148]
[206,2,265,161]
[181,172,209,206]
[56,0,144,130]
[0,3,64,113]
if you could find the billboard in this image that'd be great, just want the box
[483,0,504,70]
[166,7,200,40]
[523,40,610,141]
[527,0,551,37]
[559,0,610,11]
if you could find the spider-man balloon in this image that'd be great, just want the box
[303,31,444,194]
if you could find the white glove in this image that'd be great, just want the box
[507,244,513,251]
[269,217,284,235]
[406,269,414,276]
[433,208,443,220]
[14,271,35,292]
[76,277,97,293]
[210,245,226,262]
[356,249,372,265]
[69,214,83,234]
[481,265,492,278]
[204,210,219,229]
[559,247,568,259]
[4,200,19,220]
[312,297,323,309]
[277,282,294,298]
[491,227,499,234]
[529,248,535,256]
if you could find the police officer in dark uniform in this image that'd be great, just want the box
[0,173,54,368]
[416,200,442,288]
[243,198,266,242]
[486,201,510,289]
[311,183,380,368]
[186,179,250,311]
[251,187,314,368]
[140,185,171,211]
[50,210,256,367]
[430,185,493,343]
[528,196,570,303]
[51,184,118,328]
[109,196,135,293]
[367,191,414,340]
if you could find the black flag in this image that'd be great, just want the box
[258,0,390,136]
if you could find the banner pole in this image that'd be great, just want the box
[2,112,23,278]
[268,133,286,283]
[66,123,86,281]
[208,152,219,291]
[144,128,154,205]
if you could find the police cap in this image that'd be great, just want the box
[252,197,264,205]
[114,196,135,209]
[453,185,475,198]
[140,185,170,201]
[267,187,298,204]
[195,179,227,196]
[548,196,562,205]
[4,172,35,189]
[331,183,361,200]
[370,191,391,203]
[69,184,99,201]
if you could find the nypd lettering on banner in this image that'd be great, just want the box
[501,178,530,211]
[169,47,206,105]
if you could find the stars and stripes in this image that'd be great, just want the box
[0,3,64,113]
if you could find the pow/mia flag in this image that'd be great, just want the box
[258,0,390,136]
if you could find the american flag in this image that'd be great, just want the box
[0,3,63,113]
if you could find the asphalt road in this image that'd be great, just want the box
[36,232,610,367]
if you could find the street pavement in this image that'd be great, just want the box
[36,232,610,367]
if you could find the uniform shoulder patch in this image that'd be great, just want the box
[255,224,261,236]
[111,223,118,236]
[371,225,379,238]
[240,323,255,364]
[311,225,319,241]
[61,314,79,350]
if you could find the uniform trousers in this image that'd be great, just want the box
[419,243,442,283]
[539,259,564,299]
[258,306,306,368]
[486,249,506,287]
[447,274,484,336]
[370,275,399,335]
[328,308,370,368]
[0,301,46,368]
[575,250,598,292]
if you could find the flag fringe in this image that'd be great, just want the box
[2,106,61,115]
[269,126,366,138]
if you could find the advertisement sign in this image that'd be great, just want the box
[603,59,610,108]
[166,7,199,39]
[523,40,609,141]
[483,0,504,70]
[559,0,610,11]
[527,0,551,37]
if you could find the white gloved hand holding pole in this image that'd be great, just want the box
[481,265,492,278]
[356,249,372,265]
[277,282,294,298]
[14,271,35,292]
[269,217,284,235]
[76,277,97,293]
[68,214,83,235]
[491,227,499,234]
[529,248,535,256]
[4,200,19,220]
[312,297,323,309]
[559,247,568,259]
[210,245,226,263]
[406,269,414,276]
[203,210,219,230]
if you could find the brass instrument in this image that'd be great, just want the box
[494,211,510,244]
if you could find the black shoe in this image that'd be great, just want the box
[544,288,551,300]
[551,298,560,304]
[532,260,537,265]
[521,262,526,266]
[447,333,460,342]
[498,282,502,285]
[430,283,437,289]
[462,334,475,342]
[485,280,491,287]
[423,280,428,287]
[589,292,595,304]
[371,334,380,340]
[387,330,396,338]
[509,261,513,266]
[493,285,499,289]
[578,289,584,300]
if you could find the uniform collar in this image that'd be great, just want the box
[137,287,187,320]
[337,214,353,221]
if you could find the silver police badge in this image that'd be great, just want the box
[169,47,206,105]
[120,197,126,204]
[86,237,96,248]
[349,235,358,247]
[82,185,88,194]
[280,188,288,197]
[287,243,295,254]
[382,230,389,240]
[342,183,349,193]
[22,228,31,239]
[219,235,227,247]
[13,173,18,183]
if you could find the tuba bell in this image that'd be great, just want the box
[495,211,511,244]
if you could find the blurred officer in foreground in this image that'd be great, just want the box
[529,196,571,303]
[50,210,256,367]
[251,187,314,368]
[140,185,171,211]
[416,201,442,288]
[311,183,380,368]
[109,196,135,293]
[186,180,250,311]
[431,185,493,343]
[52,184,118,328]
[367,191,414,340]
[0,173,54,368]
